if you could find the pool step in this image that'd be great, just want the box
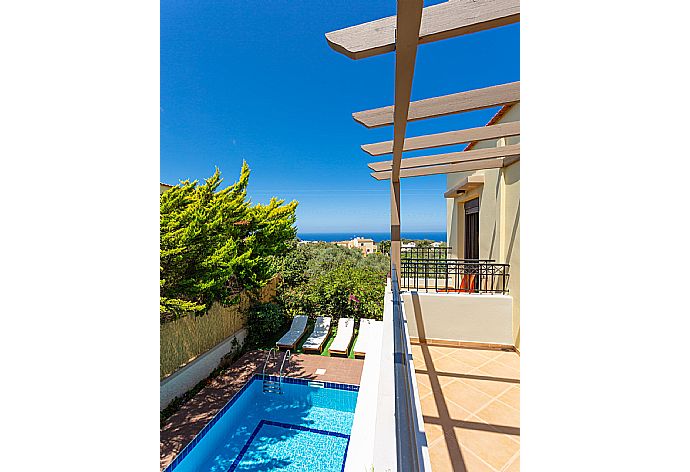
[262,379,282,394]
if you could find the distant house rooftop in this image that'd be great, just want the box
[160,183,174,195]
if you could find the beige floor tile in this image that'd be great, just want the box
[432,354,476,376]
[423,421,448,447]
[492,352,520,371]
[474,359,519,381]
[416,346,520,472]
[497,386,520,410]
[459,377,514,399]
[421,386,475,423]
[503,453,520,471]
[416,372,431,388]
[410,347,427,365]
[427,441,457,472]
[410,343,424,356]
[474,349,503,361]
[441,380,495,415]
[475,399,520,429]
[427,345,461,359]
[416,379,433,399]
[417,369,458,389]
[428,433,496,472]
[447,349,497,368]
[419,391,441,417]
[444,394,477,422]
[452,419,520,471]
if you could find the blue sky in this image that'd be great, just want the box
[161,0,519,232]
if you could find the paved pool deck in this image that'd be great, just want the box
[160,350,364,470]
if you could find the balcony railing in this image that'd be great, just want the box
[401,245,452,260]
[400,258,510,294]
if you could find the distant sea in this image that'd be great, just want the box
[297,231,446,243]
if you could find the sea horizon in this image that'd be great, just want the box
[297,231,446,243]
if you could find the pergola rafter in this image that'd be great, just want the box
[371,155,520,180]
[353,81,520,128]
[368,144,520,172]
[325,0,519,60]
[325,0,519,284]
[361,121,520,156]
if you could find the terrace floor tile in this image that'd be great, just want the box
[412,343,520,472]
[497,385,520,410]
[473,360,519,381]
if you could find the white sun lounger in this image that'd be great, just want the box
[353,318,383,358]
[276,315,308,349]
[328,318,355,356]
[302,316,332,353]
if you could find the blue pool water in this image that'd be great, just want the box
[166,376,359,472]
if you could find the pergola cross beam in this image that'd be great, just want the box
[353,81,519,128]
[325,0,519,60]
[369,143,520,172]
[361,121,519,156]
[371,155,520,180]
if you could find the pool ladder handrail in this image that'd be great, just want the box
[278,350,291,388]
[261,347,277,378]
[262,349,290,394]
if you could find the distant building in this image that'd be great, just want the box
[400,241,417,251]
[334,237,378,256]
[160,183,173,195]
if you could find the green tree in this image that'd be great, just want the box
[275,243,389,321]
[378,240,391,255]
[160,163,297,322]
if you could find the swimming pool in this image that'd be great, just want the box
[165,375,359,472]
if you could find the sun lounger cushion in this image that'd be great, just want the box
[328,318,355,355]
[302,316,332,352]
[276,315,308,348]
[353,318,383,357]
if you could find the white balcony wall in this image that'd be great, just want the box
[402,292,513,346]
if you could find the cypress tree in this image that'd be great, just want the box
[160,163,297,322]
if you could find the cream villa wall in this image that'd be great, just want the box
[445,104,520,349]
[402,292,513,346]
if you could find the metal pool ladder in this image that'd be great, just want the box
[262,349,291,394]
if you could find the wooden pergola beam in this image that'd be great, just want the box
[325,0,519,60]
[361,121,519,156]
[389,0,424,279]
[353,81,520,128]
[391,0,423,181]
[368,144,520,172]
[371,155,520,180]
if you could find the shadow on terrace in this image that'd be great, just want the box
[411,320,520,471]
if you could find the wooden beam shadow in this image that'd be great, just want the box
[415,369,520,385]
[422,415,520,437]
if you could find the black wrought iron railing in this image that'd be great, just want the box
[400,258,510,294]
[401,246,452,260]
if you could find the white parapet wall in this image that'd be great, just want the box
[160,328,247,411]
[402,291,513,346]
[345,283,391,471]
[345,279,431,472]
